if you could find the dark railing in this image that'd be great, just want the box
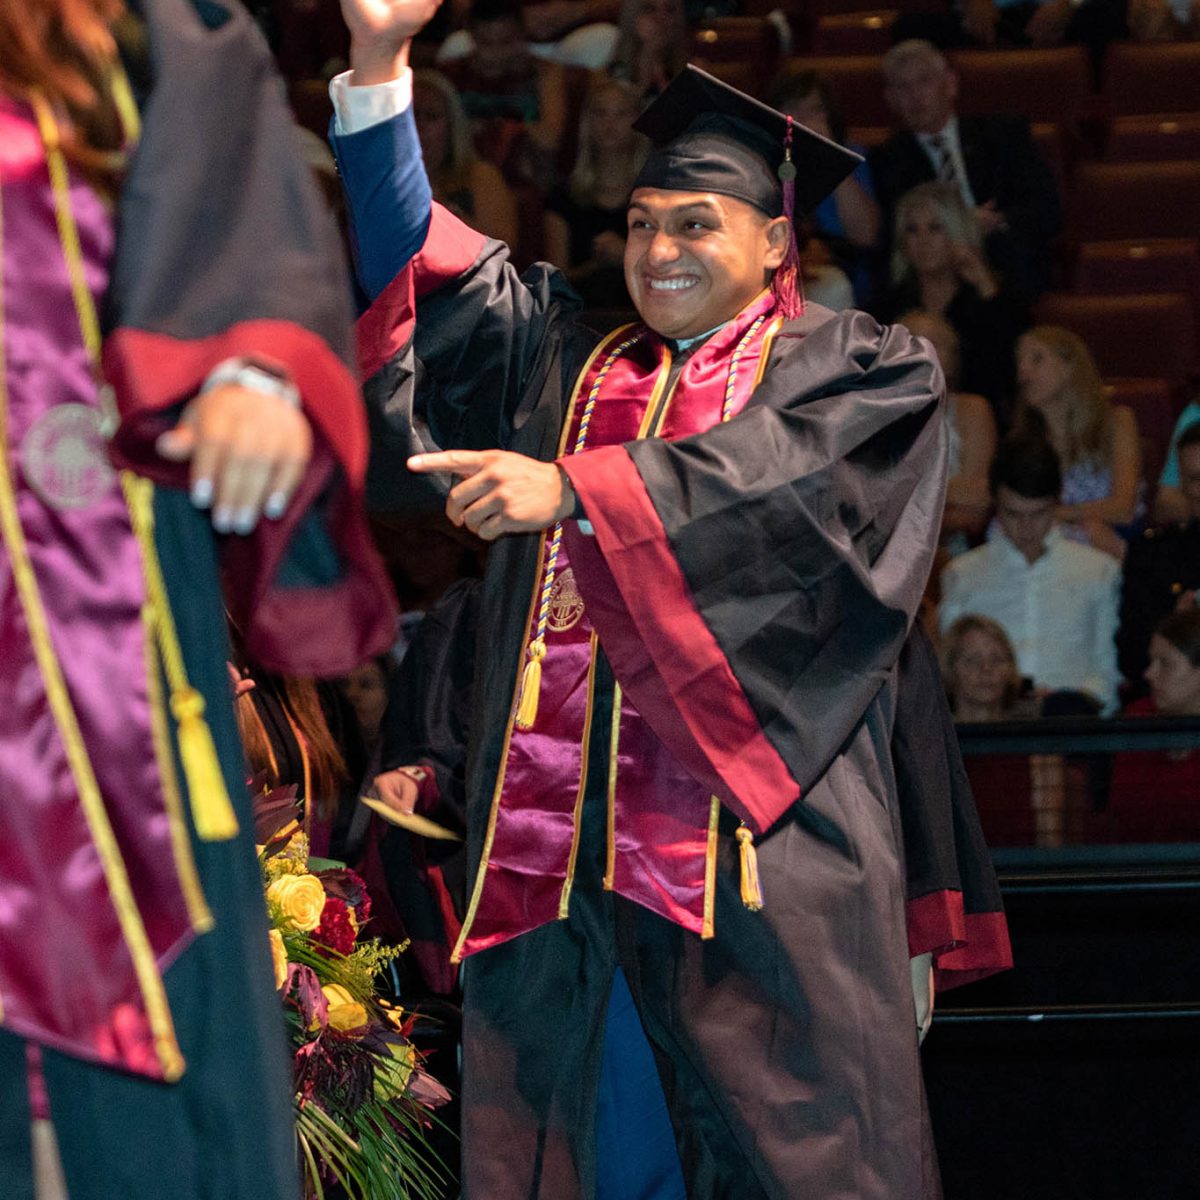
[955,712,1200,756]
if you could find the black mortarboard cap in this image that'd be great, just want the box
[631,65,862,217]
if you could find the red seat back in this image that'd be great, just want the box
[1104,114,1200,162]
[1069,161,1200,243]
[811,10,898,55]
[949,46,1092,126]
[1102,42,1200,117]
[1033,291,1197,383]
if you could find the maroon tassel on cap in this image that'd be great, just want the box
[771,116,805,320]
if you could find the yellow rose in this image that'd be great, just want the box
[267,872,326,932]
[268,928,288,990]
[322,984,368,1033]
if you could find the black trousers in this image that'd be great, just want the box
[458,661,939,1200]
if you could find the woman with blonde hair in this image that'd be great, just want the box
[544,75,647,309]
[1013,324,1143,553]
[413,67,517,246]
[873,181,1028,416]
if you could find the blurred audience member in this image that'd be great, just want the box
[942,614,1034,721]
[1153,395,1200,524]
[870,40,1061,299]
[544,77,646,308]
[800,256,856,311]
[941,614,1076,846]
[439,0,568,187]
[609,0,689,100]
[1107,610,1200,843]
[413,69,518,245]
[958,0,1127,59]
[342,655,395,755]
[873,182,1027,418]
[438,0,621,67]
[1118,421,1200,689]
[940,436,1122,712]
[900,310,997,547]
[234,664,365,860]
[373,512,486,631]
[771,70,881,304]
[1012,325,1143,555]
[1127,0,1198,38]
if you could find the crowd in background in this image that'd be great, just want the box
[242,0,1200,861]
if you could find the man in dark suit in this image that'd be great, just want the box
[1118,422,1200,693]
[868,38,1061,299]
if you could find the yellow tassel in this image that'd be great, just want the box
[514,640,547,732]
[171,687,239,841]
[736,826,764,912]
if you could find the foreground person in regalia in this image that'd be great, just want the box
[0,1,395,1196]
[333,1,1010,1194]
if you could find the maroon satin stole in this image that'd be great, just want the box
[0,93,202,1081]
[454,293,782,960]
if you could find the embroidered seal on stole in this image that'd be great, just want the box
[546,567,586,632]
[21,403,114,509]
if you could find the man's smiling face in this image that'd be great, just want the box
[624,188,789,340]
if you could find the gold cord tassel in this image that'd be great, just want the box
[736,826,764,912]
[121,474,238,843]
[514,640,547,732]
[171,686,238,841]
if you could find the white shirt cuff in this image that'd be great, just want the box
[329,68,414,135]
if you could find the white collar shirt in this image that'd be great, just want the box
[938,525,1122,713]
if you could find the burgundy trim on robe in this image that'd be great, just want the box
[357,265,415,384]
[561,445,801,835]
[104,320,395,676]
[907,888,1014,990]
[357,205,487,383]
[412,206,488,301]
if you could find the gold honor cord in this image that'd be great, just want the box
[31,91,238,845]
[0,119,185,1078]
[449,326,639,962]
[514,329,646,732]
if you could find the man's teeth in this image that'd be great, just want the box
[648,277,696,291]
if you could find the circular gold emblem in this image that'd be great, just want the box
[547,567,586,633]
[21,403,114,510]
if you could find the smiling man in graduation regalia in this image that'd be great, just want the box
[330,3,1007,1193]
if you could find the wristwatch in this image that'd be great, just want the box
[200,357,301,408]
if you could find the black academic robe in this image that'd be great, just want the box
[354,201,1006,1199]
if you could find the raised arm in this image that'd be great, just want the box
[330,0,444,299]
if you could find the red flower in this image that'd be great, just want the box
[312,896,357,956]
[318,868,372,929]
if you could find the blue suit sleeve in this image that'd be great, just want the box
[330,107,433,302]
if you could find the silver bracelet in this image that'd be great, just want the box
[200,358,301,408]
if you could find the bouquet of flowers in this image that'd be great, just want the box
[255,781,451,1200]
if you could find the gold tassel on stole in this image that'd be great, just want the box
[736,825,764,911]
[514,640,547,732]
[123,476,238,842]
[171,686,238,841]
